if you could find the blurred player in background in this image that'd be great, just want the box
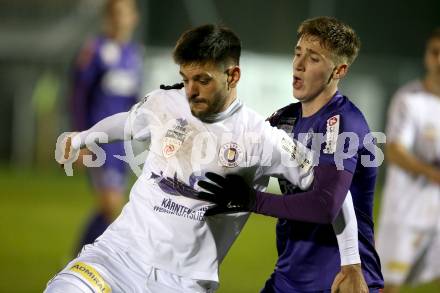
[70,0,143,251]
[376,28,440,293]
[196,17,384,292]
[47,24,361,293]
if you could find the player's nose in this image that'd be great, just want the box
[185,81,199,97]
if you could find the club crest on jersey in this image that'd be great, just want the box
[323,114,340,154]
[218,142,243,167]
[162,118,190,158]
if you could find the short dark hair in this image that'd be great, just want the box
[297,16,361,65]
[173,24,241,67]
[426,27,440,45]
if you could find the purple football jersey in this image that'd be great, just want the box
[264,92,383,292]
[70,35,144,172]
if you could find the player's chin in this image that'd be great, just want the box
[190,103,209,116]
[293,89,307,101]
[190,107,210,119]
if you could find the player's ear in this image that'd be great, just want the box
[227,66,241,89]
[333,63,348,80]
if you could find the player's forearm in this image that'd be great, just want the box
[252,165,352,224]
[387,142,439,179]
[333,193,361,265]
[71,112,130,150]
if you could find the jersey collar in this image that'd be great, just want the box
[200,99,243,123]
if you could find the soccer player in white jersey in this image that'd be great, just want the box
[46,24,360,293]
[377,28,440,293]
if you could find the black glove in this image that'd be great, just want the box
[197,172,256,216]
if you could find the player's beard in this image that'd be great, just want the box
[189,91,227,120]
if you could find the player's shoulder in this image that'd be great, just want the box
[238,104,265,126]
[322,94,370,134]
[392,80,428,106]
[386,80,428,120]
[395,80,424,97]
[137,83,185,108]
[266,102,300,126]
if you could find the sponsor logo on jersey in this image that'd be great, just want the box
[323,114,340,154]
[218,142,243,167]
[69,262,111,292]
[281,137,299,160]
[150,171,199,199]
[280,137,312,170]
[153,198,209,221]
[162,118,190,158]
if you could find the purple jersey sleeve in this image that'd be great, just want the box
[253,164,353,223]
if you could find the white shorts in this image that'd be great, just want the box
[44,244,216,293]
[376,223,440,285]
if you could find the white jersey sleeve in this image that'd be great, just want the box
[258,120,314,190]
[71,112,131,150]
[386,87,418,149]
[334,192,361,265]
[70,91,161,150]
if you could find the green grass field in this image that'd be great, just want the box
[0,168,437,292]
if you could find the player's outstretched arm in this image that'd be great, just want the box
[197,165,350,223]
[55,112,130,166]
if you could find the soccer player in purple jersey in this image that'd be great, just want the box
[197,17,384,292]
[70,0,143,251]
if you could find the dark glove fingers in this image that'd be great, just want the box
[198,180,225,195]
[205,172,228,186]
[197,192,222,204]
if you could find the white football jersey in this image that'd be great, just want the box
[380,80,440,228]
[92,88,313,283]
[71,88,359,290]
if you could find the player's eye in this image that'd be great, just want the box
[198,78,211,85]
[310,56,320,63]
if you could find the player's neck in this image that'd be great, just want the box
[301,85,337,117]
[424,75,440,98]
[220,89,238,112]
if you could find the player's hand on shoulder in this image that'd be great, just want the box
[197,172,256,216]
[331,264,368,293]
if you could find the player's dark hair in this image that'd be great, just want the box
[426,27,440,44]
[297,16,361,65]
[173,24,241,67]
